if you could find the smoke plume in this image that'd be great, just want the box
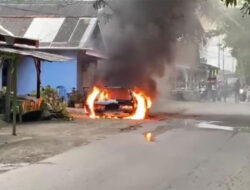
[99,0,204,98]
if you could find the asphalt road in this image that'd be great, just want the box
[0,118,250,190]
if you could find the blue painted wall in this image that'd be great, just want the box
[17,57,36,95]
[41,60,77,93]
[17,55,77,96]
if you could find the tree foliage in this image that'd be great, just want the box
[223,0,250,14]
[224,0,238,6]
[219,9,250,81]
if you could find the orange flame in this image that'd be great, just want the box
[98,90,110,101]
[144,132,154,142]
[85,86,101,118]
[85,86,152,120]
[125,90,152,120]
[146,97,152,109]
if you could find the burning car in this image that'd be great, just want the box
[85,86,152,120]
[94,87,134,118]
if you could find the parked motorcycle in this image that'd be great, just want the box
[239,88,247,102]
[199,86,207,101]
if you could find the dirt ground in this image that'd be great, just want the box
[0,118,145,173]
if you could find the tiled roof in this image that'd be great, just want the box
[0,17,99,49]
[0,1,101,49]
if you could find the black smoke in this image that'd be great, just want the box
[98,0,204,97]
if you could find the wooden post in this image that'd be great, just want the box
[18,104,22,123]
[12,56,17,136]
[34,59,41,99]
[5,59,11,122]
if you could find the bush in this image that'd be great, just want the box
[41,86,70,119]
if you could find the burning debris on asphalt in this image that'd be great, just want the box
[144,132,154,142]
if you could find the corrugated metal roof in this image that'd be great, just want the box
[53,18,78,42]
[0,45,71,62]
[70,19,90,43]
[24,18,65,42]
[0,17,99,49]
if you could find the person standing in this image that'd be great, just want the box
[222,81,228,102]
[211,80,217,102]
[234,79,241,103]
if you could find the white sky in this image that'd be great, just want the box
[200,36,237,72]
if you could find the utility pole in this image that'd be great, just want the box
[218,37,221,69]
[222,47,225,79]
[218,44,221,69]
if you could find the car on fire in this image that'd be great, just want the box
[93,87,135,118]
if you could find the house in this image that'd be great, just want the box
[0,1,106,99]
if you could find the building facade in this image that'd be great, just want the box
[0,1,106,98]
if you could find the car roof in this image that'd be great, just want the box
[103,86,131,90]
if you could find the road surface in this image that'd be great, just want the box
[0,117,250,190]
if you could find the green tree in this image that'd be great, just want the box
[223,0,250,14]
[220,9,250,82]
